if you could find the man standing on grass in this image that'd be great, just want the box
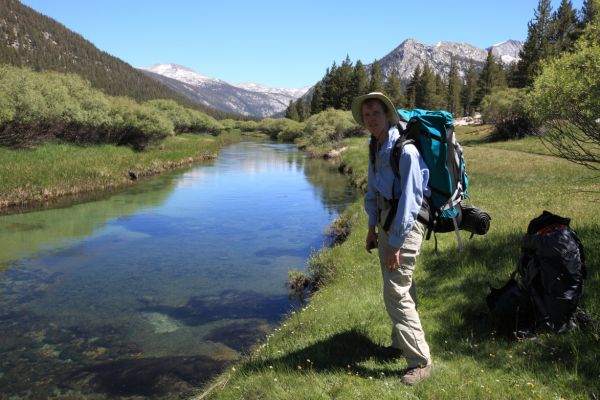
[352,92,433,385]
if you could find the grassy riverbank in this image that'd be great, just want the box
[206,126,600,399]
[0,132,239,213]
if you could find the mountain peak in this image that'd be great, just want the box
[141,64,308,117]
[375,39,523,83]
[487,40,522,64]
[143,64,218,85]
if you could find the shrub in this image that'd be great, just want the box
[145,99,224,135]
[0,65,193,148]
[145,99,193,133]
[218,118,238,131]
[480,88,537,140]
[256,118,303,140]
[109,97,174,150]
[286,269,310,293]
[48,72,112,143]
[298,108,360,147]
[238,121,258,132]
[187,110,223,135]
[238,120,259,132]
[277,119,304,142]
[525,29,600,169]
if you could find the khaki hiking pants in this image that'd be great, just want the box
[378,220,432,368]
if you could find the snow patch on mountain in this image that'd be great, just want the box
[140,64,308,117]
[233,82,309,98]
[488,40,523,65]
[375,38,523,83]
[143,64,218,86]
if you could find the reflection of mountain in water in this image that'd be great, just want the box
[0,174,178,269]
[219,142,304,175]
[213,141,357,217]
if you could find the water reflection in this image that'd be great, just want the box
[0,140,357,399]
[0,175,179,270]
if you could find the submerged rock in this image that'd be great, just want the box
[140,311,182,334]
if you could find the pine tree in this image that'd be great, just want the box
[514,0,554,87]
[297,99,309,121]
[286,99,300,121]
[352,60,369,97]
[320,64,335,109]
[337,55,355,110]
[416,63,436,109]
[384,67,404,108]
[369,60,383,92]
[461,60,479,115]
[310,81,324,115]
[550,0,579,53]
[580,0,598,25]
[446,57,463,116]
[405,65,421,109]
[434,73,446,109]
[475,50,507,105]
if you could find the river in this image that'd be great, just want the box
[0,140,359,399]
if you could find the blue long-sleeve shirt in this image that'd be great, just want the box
[364,125,431,248]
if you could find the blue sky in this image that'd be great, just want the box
[21,0,584,89]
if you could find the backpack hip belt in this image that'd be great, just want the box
[377,193,430,233]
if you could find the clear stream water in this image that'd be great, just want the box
[0,140,359,399]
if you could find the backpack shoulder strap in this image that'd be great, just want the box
[390,121,414,179]
[368,135,377,169]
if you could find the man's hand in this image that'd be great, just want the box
[365,228,378,253]
[383,244,401,271]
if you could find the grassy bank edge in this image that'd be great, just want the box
[0,131,241,214]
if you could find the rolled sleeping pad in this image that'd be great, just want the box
[460,204,491,235]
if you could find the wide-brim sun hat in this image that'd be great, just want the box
[351,92,399,127]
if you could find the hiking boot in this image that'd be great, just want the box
[401,364,433,385]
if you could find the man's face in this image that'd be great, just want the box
[361,100,388,140]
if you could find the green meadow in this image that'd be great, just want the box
[206,126,600,400]
[0,132,239,212]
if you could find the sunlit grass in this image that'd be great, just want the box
[456,124,554,156]
[207,130,599,399]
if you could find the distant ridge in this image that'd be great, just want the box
[140,64,309,117]
[375,38,523,83]
[295,38,523,104]
[0,0,226,117]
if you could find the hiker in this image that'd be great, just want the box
[352,92,433,385]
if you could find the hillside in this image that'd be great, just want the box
[0,0,227,118]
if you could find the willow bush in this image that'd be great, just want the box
[525,18,600,169]
[297,108,360,148]
[0,65,225,149]
[238,120,259,132]
[256,117,304,140]
[480,88,536,140]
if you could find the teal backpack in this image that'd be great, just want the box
[392,109,486,250]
